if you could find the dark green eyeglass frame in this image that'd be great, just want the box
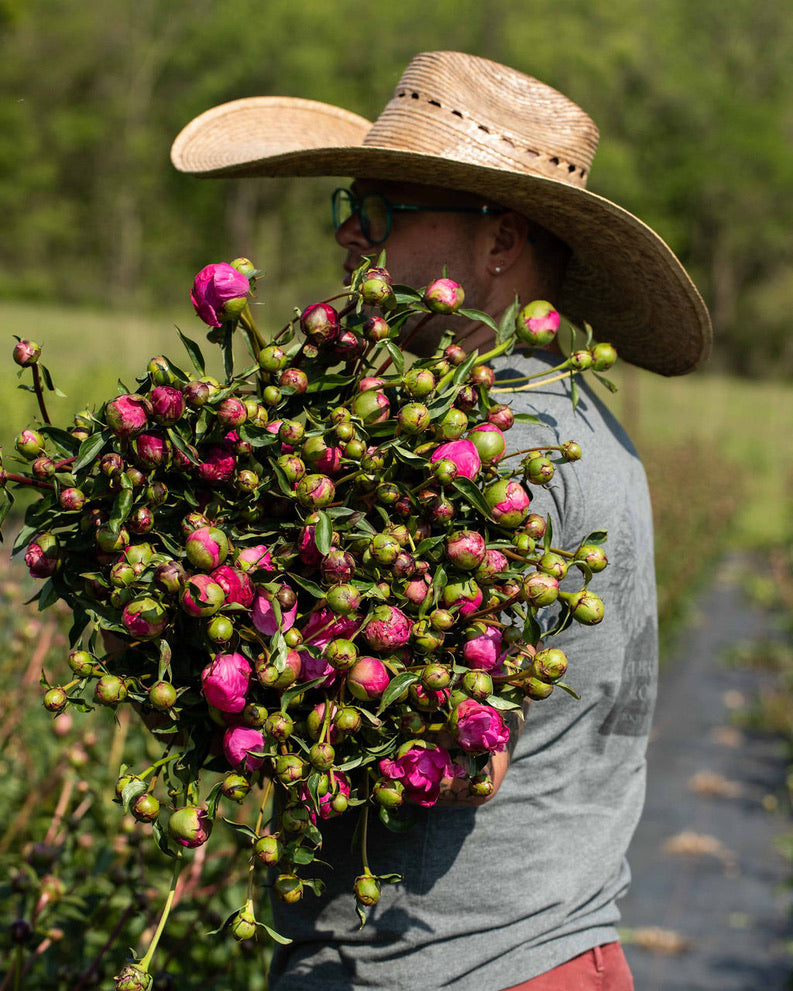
[331,187,504,245]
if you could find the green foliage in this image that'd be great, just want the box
[0,0,791,371]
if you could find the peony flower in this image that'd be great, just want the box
[347,656,390,701]
[236,544,274,573]
[300,302,340,344]
[121,595,168,639]
[150,385,185,425]
[191,263,250,328]
[362,605,412,651]
[442,579,483,617]
[168,806,213,848]
[515,300,560,347]
[430,439,481,480]
[423,277,465,314]
[467,422,506,463]
[445,530,487,571]
[462,625,505,672]
[196,444,236,484]
[210,565,254,607]
[379,744,458,807]
[251,585,298,636]
[25,532,59,578]
[301,607,360,650]
[485,478,531,527]
[185,526,229,571]
[452,699,510,754]
[179,574,226,617]
[105,394,150,439]
[132,430,171,470]
[223,725,266,772]
[202,652,251,712]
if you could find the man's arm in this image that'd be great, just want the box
[435,701,530,807]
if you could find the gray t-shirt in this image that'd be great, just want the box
[268,350,657,990]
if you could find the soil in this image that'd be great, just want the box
[620,554,793,990]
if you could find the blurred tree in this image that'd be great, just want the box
[0,0,791,373]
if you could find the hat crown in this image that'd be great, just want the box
[364,52,599,189]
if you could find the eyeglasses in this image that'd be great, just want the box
[331,187,504,245]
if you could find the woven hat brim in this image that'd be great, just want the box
[172,98,712,377]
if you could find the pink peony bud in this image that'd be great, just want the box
[442,579,483,617]
[485,479,531,527]
[185,526,229,571]
[168,806,213,847]
[25,532,59,578]
[202,652,251,712]
[179,574,226,616]
[236,544,274,573]
[379,743,458,807]
[352,387,390,425]
[150,385,185,425]
[515,300,560,347]
[216,397,248,428]
[132,430,171,470]
[445,530,487,571]
[487,404,515,431]
[121,595,168,639]
[13,340,41,366]
[430,439,481,480]
[300,302,340,344]
[251,585,298,636]
[451,699,509,754]
[467,423,506,463]
[210,565,254,607]
[362,605,412,651]
[105,394,150,439]
[347,656,390,701]
[298,771,350,822]
[423,278,465,314]
[296,473,336,509]
[191,263,250,328]
[462,625,505,672]
[475,548,510,584]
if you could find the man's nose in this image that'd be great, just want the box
[334,211,373,251]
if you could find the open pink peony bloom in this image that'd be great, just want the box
[191,263,250,328]
[210,565,254,607]
[223,725,266,771]
[430,439,481,480]
[462,625,505,672]
[453,699,510,754]
[196,443,236,484]
[202,652,251,712]
[251,585,298,636]
[379,744,459,807]
[301,607,360,650]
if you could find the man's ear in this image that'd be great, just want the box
[486,211,531,276]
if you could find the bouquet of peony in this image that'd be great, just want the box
[2,256,616,987]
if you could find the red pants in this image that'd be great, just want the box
[500,942,634,990]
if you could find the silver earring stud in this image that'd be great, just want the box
[494,266,502,274]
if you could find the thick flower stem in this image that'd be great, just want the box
[239,307,267,355]
[138,854,183,974]
[4,473,55,491]
[31,363,51,425]
[359,778,371,874]
[248,778,274,898]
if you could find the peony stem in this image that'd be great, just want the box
[248,778,273,898]
[31,363,51,425]
[239,307,267,354]
[4,473,55,490]
[491,368,579,395]
[138,854,183,974]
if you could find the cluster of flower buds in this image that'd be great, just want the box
[2,255,617,955]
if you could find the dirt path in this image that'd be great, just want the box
[619,554,793,990]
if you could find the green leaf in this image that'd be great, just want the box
[451,476,494,521]
[37,579,60,611]
[261,922,293,945]
[583,530,608,545]
[314,511,333,556]
[157,639,172,682]
[110,488,133,530]
[511,412,542,424]
[383,341,404,375]
[571,374,580,411]
[178,329,206,375]
[221,818,259,840]
[543,515,553,553]
[378,806,415,833]
[73,430,109,472]
[167,427,199,465]
[377,671,418,714]
[593,373,618,393]
[457,307,498,334]
[555,681,581,700]
[498,295,521,344]
[289,573,325,598]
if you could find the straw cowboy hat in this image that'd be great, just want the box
[171,51,711,376]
